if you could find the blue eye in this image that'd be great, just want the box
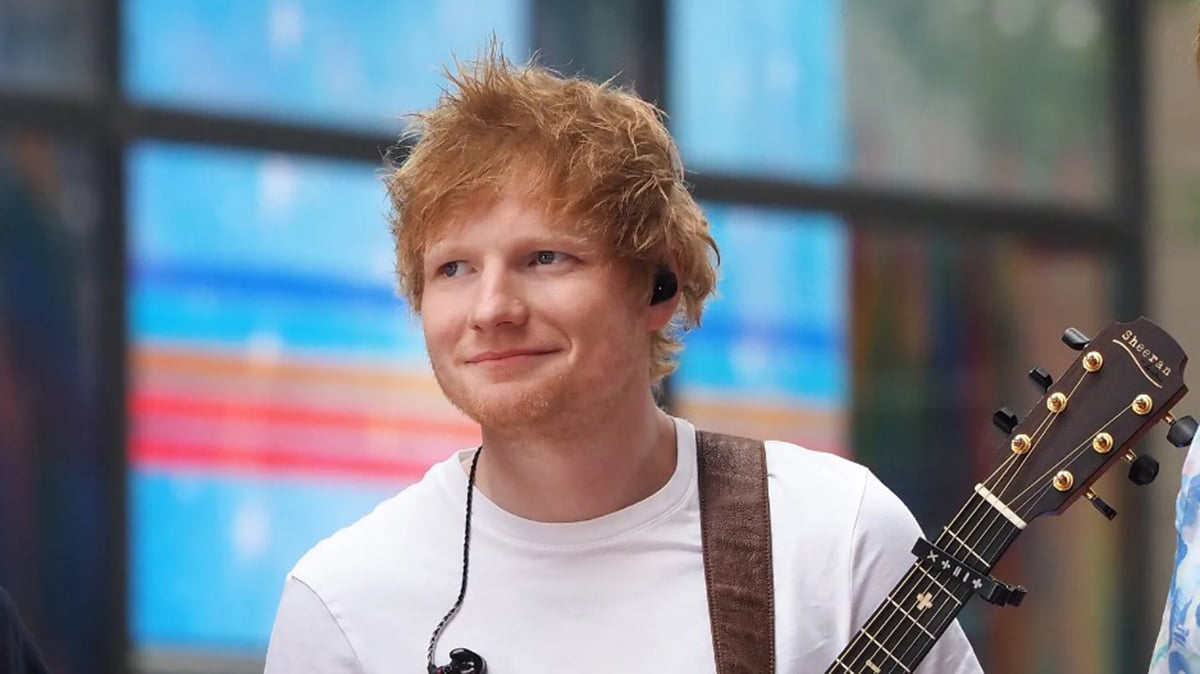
[438,261,463,277]
[534,251,562,265]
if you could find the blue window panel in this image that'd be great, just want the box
[676,204,848,405]
[130,470,401,650]
[668,0,847,180]
[127,141,427,361]
[123,0,530,130]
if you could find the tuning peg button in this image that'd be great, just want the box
[1168,415,1198,449]
[1085,490,1118,520]
[993,407,1019,435]
[1028,367,1053,392]
[1129,454,1160,486]
[1062,327,1091,351]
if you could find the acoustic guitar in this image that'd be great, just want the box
[826,317,1196,674]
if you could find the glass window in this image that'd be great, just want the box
[122,0,531,131]
[674,204,1118,672]
[667,0,848,182]
[849,223,1115,673]
[126,142,476,654]
[0,0,97,93]
[673,203,849,455]
[535,0,663,100]
[0,133,107,673]
[668,0,1111,206]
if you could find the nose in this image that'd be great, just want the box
[469,266,529,330]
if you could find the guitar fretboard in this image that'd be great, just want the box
[825,491,1022,674]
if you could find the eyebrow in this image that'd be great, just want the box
[425,231,596,259]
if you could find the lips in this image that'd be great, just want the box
[467,349,557,364]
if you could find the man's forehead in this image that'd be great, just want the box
[422,195,599,253]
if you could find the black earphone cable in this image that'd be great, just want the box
[426,446,483,674]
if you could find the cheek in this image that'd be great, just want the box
[569,298,647,358]
[419,302,460,355]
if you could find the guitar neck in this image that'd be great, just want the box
[825,491,1023,674]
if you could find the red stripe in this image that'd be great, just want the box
[131,439,438,482]
[131,392,479,442]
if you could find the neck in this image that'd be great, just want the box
[826,491,1022,673]
[472,388,677,523]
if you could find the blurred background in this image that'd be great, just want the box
[0,0,1198,672]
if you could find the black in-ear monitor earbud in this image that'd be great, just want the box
[650,265,678,305]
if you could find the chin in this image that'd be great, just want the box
[436,370,573,430]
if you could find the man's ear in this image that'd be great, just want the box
[646,267,680,331]
[647,292,681,332]
[649,265,678,306]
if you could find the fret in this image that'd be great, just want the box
[939,526,987,566]
[859,630,910,673]
[824,491,1025,674]
[885,598,935,639]
[822,318,1193,674]
[936,492,1022,568]
[908,566,961,604]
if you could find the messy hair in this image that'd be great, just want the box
[385,46,719,381]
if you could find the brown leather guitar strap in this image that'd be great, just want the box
[695,430,776,674]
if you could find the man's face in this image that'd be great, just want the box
[419,192,664,432]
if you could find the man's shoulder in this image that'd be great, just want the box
[762,438,871,496]
[689,425,872,510]
[289,457,462,595]
[693,426,867,483]
[756,438,879,545]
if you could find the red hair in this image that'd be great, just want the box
[385,46,719,380]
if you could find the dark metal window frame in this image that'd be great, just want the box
[0,0,1148,671]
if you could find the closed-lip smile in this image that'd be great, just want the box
[468,349,556,364]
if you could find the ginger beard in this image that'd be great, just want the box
[428,349,570,431]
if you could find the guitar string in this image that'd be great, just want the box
[835,422,1037,671]
[840,366,1092,672]
[1003,408,1132,534]
[867,328,1181,672]
[1004,405,1130,509]
[945,371,1095,595]
[836,450,1025,672]
[888,408,1137,673]
[834,359,1165,673]
[863,372,1082,671]
[837,478,1014,672]
[847,356,1175,672]
[890,369,1120,669]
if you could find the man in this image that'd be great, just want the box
[0,587,47,674]
[265,49,982,673]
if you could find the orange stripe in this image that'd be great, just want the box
[677,396,843,427]
[134,346,445,393]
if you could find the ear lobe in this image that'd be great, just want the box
[646,290,680,332]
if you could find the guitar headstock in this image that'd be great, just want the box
[986,317,1192,524]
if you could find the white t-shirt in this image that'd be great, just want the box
[265,417,983,673]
